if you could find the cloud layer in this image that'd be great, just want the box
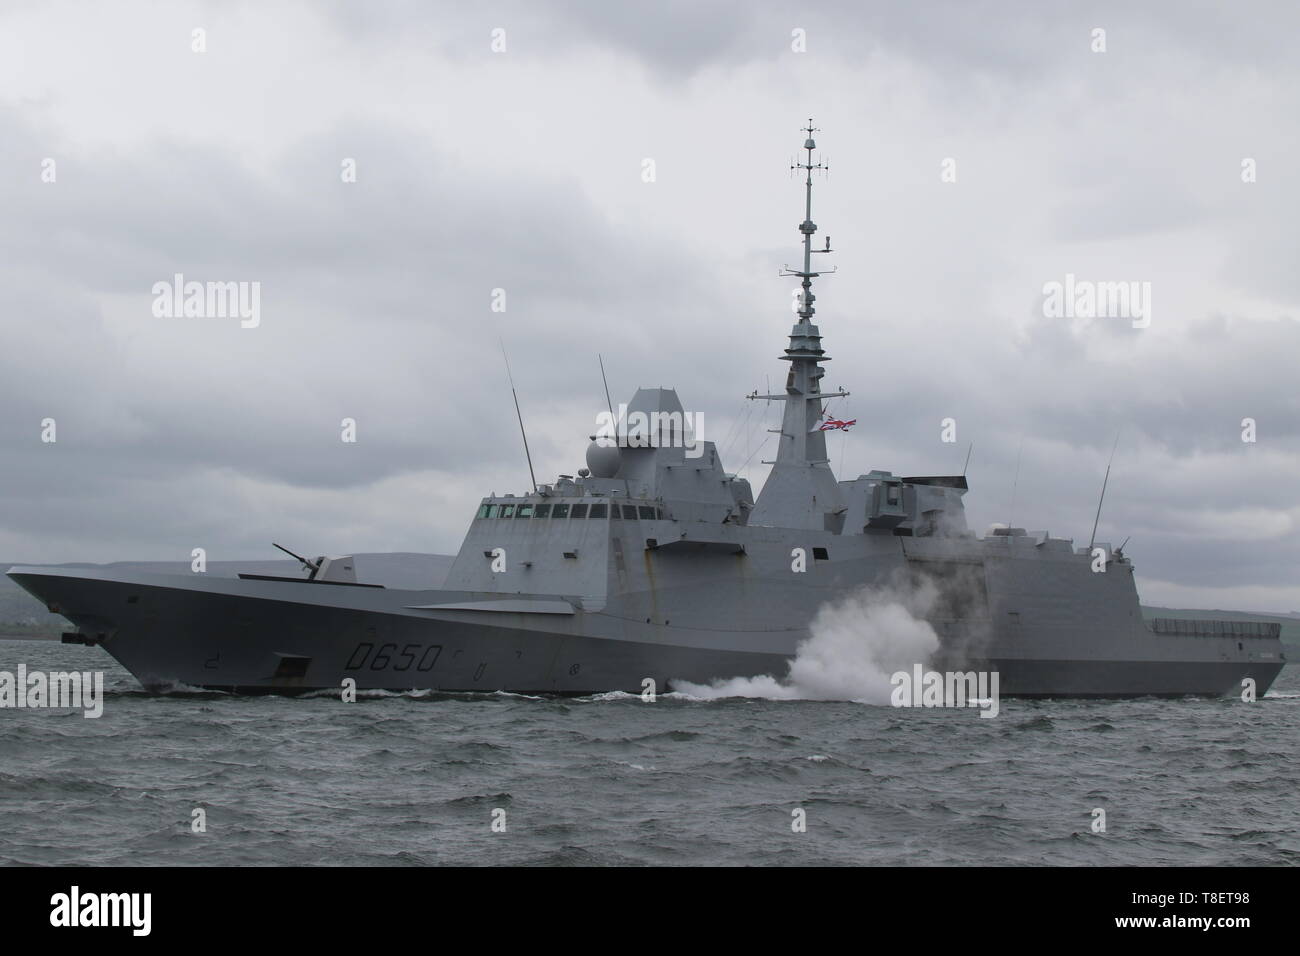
[1,1,1297,611]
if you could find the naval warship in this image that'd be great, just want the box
[8,124,1286,698]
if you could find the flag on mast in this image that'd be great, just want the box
[813,404,856,432]
[817,417,856,432]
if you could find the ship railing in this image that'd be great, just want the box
[1148,618,1281,639]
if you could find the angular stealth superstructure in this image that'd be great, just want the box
[8,123,1286,697]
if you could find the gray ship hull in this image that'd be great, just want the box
[8,554,1285,699]
[7,565,789,695]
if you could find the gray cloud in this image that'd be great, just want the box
[1,0,1298,612]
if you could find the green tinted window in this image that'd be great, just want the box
[476,504,490,519]
[517,504,534,518]
[500,504,516,519]
[486,504,500,518]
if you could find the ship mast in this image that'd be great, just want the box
[793,119,827,324]
[747,120,849,530]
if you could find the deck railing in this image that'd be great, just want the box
[1148,618,1281,639]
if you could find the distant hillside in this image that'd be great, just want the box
[1,553,455,639]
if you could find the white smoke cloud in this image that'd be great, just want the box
[671,579,941,703]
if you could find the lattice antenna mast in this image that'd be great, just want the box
[782,119,835,320]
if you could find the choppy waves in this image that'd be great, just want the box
[1,640,1296,866]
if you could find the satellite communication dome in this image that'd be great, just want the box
[585,440,621,478]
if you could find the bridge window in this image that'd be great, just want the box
[476,504,490,519]
[610,502,622,519]
[571,504,589,519]
[553,503,570,519]
[486,504,500,518]
[588,503,608,519]
[534,504,551,518]
[638,506,655,520]
[622,505,638,520]
[517,504,534,518]
[500,504,516,519]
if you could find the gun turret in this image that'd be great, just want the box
[272,543,358,583]
[273,542,321,579]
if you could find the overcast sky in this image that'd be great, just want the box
[1,1,1297,612]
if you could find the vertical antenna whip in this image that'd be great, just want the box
[598,353,632,496]
[962,441,974,477]
[1007,441,1023,529]
[1089,433,1120,551]
[598,353,615,419]
[499,339,537,494]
